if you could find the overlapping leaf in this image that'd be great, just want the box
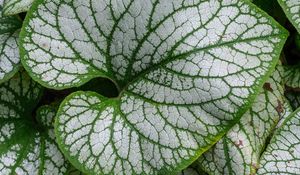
[0,1,22,84]
[2,0,34,15]
[277,0,300,33]
[198,66,286,175]
[19,0,288,174]
[0,70,69,174]
[257,107,300,174]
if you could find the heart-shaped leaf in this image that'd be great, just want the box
[198,65,286,175]
[0,70,69,174]
[0,1,22,84]
[20,0,288,174]
[2,0,34,15]
[278,0,300,33]
[257,107,300,174]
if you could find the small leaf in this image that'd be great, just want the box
[2,0,34,15]
[20,0,288,174]
[0,70,69,174]
[257,107,300,174]
[198,65,286,175]
[0,2,22,84]
[277,0,300,33]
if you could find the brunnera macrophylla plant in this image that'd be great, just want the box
[19,0,288,174]
[3,0,300,174]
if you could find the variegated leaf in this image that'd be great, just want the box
[19,0,288,174]
[198,65,286,175]
[0,1,22,84]
[257,107,300,174]
[277,0,300,33]
[0,70,69,174]
[2,0,34,15]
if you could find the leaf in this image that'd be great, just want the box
[0,2,22,84]
[284,65,300,89]
[277,0,300,33]
[2,0,34,15]
[198,65,286,175]
[20,0,288,174]
[257,107,300,174]
[0,70,69,174]
[21,0,288,89]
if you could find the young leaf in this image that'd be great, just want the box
[277,0,300,33]
[257,107,300,174]
[0,2,22,84]
[20,0,288,174]
[0,71,69,174]
[2,0,34,15]
[198,66,286,175]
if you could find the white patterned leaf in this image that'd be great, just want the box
[0,71,69,174]
[278,0,300,33]
[2,0,34,15]
[20,0,288,174]
[257,107,300,174]
[198,66,286,175]
[0,2,22,84]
